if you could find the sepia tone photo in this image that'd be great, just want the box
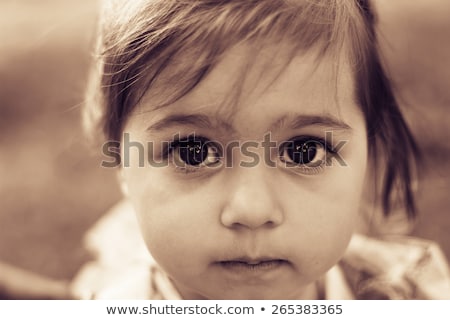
[1,0,449,300]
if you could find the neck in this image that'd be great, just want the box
[173,279,320,300]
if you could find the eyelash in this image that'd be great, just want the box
[163,135,335,175]
[278,136,336,175]
[163,135,222,174]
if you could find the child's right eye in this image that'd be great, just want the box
[169,136,221,168]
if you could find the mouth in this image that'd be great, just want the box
[216,258,290,272]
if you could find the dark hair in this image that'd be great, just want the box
[85,0,420,218]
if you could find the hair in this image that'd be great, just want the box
[84,0,420,218]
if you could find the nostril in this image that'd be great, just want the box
[228,220,274,230]
[220,208,283,230]
[219,172,284,229]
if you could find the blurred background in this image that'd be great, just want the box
[0,0,449,284]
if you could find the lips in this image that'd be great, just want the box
[216,258,289,272]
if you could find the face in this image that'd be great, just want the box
[120,43,368,299]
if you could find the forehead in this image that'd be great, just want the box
[136,41,359,131]
[199,43,353,111]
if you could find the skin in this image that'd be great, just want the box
[120,42,368,299]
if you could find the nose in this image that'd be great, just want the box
[220,167,284,230]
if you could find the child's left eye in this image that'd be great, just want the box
[169,136,221,168]
[279,136,331,172]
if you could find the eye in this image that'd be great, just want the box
[279,137,327,167]
[170,136,221,167]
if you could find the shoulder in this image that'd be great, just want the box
[71,199,181,299]
[337,233,450,299]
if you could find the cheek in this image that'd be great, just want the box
[122,167,221,272]
[281,144,367,275]
[281,190,358,280]
[320,158,368,265]
[311,143,368,241]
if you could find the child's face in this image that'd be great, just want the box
[120,43,368,299]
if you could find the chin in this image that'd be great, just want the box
[211,288,290,300]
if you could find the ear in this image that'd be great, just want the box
[117,169,130,197]
[356,159,379,235]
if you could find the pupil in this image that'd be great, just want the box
[179,140,208,166]
[287,141,317,164]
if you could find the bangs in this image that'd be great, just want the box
[96,0,368,142]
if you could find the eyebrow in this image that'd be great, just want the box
[146,114,234,133]
[146,113,352,133]
[271,114,352,132]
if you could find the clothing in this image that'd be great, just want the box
[71,200,450,299]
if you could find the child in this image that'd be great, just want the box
[75,0,450,299]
